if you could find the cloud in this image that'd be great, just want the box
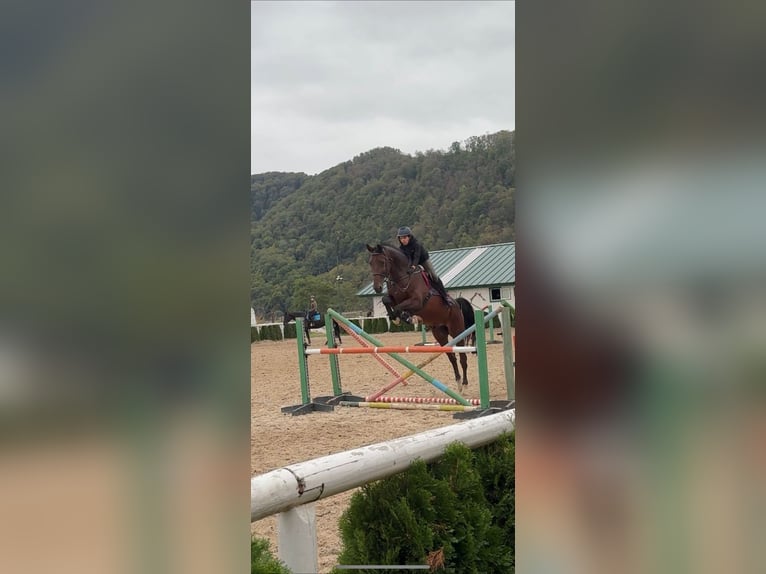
[252,1,515,174]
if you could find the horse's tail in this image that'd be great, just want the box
[456,297,475,334]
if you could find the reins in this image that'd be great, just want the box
[370,251,414,291]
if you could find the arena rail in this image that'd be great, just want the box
[251,409,515,573]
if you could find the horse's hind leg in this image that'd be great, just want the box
[459,353,469,387]
[448,352,462,385]
[433,326,461,384]
[334,321,342,346]
[448,322,469,387]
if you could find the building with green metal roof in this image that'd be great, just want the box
[358,242,515,315]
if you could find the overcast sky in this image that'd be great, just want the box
[251,1,515,175]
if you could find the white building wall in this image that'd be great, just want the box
[369,284,515,317]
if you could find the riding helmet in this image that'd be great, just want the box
[397,226,412,237]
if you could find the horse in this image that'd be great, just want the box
[366,243,475,387]
[283,310,342,346]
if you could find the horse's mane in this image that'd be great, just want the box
[377,243,408,265]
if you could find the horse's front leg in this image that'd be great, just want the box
[382,296,402,323]
[390,297,421,324]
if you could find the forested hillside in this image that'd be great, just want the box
[251,130,515,321]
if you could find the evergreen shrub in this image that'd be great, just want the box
[251,326,260,343]
[388,320,415,333]
[251,537,291,574]
[283,323,297,339]
[259,325,283,341]
[334,433,514,573]
[362,317,389,334]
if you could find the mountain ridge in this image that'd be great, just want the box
[250,130,514,318]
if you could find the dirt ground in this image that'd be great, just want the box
[251,328,512,573]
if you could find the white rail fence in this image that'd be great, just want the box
[251,409,516,573]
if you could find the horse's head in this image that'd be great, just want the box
[366,243,389,294]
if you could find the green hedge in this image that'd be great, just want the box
[258,325,283,341]
[388,319,415,333]
[251,326,260,343]
[334,432,514,573]
[485,306,514,329]
[251,537,291,574]
[283,323,297,339]
[363,317,389,334]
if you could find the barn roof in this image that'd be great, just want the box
[357,242,515,296]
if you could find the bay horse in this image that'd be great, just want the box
[283,311,342,346]
[366,243,475,387]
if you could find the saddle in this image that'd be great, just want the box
[419,268,431,288]
[416,269,453,307]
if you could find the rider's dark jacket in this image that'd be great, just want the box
[399,235,430,267]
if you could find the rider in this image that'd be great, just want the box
[308,295,320,322]
[396,226,450,304]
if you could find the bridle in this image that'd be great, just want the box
[369,251,413,291]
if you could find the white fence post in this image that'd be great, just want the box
[277,503,318,574]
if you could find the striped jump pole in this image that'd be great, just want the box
[369,395,482,406]
[327,309,472,407]
[304,346,477,355]
[338,401,479,413]
[366,304,506,402]
[334,317,406,384]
